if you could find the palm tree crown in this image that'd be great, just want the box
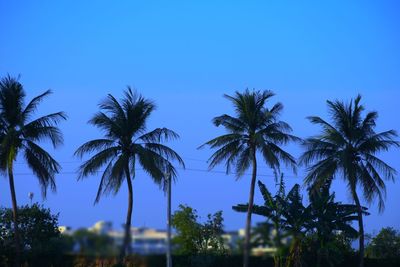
[201,89,298,175]
[0,75,66,195]
[300,95,399,211]
[75,88,185,201]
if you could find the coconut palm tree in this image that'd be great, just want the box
[300,95,399,267]
[0,75,66,266]
[200,89,298,267]
[75,88,184,262]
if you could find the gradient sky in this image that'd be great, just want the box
[0,1,399,235]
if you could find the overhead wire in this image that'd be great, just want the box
[12,155,302,178]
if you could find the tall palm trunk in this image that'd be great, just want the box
[351,188,364,267]
[120,167,134,263]
[243,148,257,267]
[8,163,21,267]
[166,172,172,267]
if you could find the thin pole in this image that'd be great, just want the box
[166,172,172,267]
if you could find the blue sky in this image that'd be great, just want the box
[0,1,399,234]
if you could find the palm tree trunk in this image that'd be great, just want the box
[352,188,364,267]
[243,149,257,267]
[120,166,134,263]
[8,164,21,267]
[166,172,172,267]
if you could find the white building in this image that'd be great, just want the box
[61,221,280,255]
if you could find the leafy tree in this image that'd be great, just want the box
[233,174,286,267]
[234,175,362,267]
[0,75,66,266]
[300,95,399,267]
[75,88,184,262]
[172,204,226,255]
[200,89,299,267]
[302,232,355,267]
[0,204,70,266]
[279,184,310,267]
[366,227,400,259]
[305,181,362,267]
[233,177,310,267]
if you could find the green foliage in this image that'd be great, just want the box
[0,75,66,195]
[200,89,299,177]
[75,88,184,258]
[302,186,362,267]
[75,88,184,202]
[233,174,287,266]
[300,95,399,265]
[172,204,226,255]
[366,227,400,259]
[0,75,66,265]
[201,89,299,267]
[233,174,362,267]
[302,232,355,267]
[300,95,399,210]
[233,176,308,266]
[0,204,71,266]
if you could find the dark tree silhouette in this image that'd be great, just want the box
[75,88,184,262]
[300,95,399,267]
[201,89,298,267]
[0,75,66,266]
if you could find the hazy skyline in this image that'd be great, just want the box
[0,1,399,234]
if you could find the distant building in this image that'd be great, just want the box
[107,226,170,255]
[60,221,281,255]
[131,227,168,255]
[88,221,113,235]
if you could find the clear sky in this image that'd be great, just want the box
[0,1,399,234]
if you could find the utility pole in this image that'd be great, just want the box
[166,172,172,267]
[28,192,34,206]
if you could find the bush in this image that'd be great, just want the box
[0,203,72,267]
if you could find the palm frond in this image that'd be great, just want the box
[212,114,246,132]
[0,75,25,127]
[206,140,243,171]
[77,147,119,179]
[358,130,399,153]
[22,125,64,147]
[270,143,297,169]
[88,111,122,138]
[141,142,185,168]
[21,90,52,123]
[135,145,168,184]
[94,160,114,204]
[99,93,126,122]
[138,127,180,143]
[234,147,252,177]
[23,141,61,197]
[74,139,116,158]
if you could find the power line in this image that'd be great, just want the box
[12,167,300,179]
[13,156,299,171]
[183,157,297,171]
